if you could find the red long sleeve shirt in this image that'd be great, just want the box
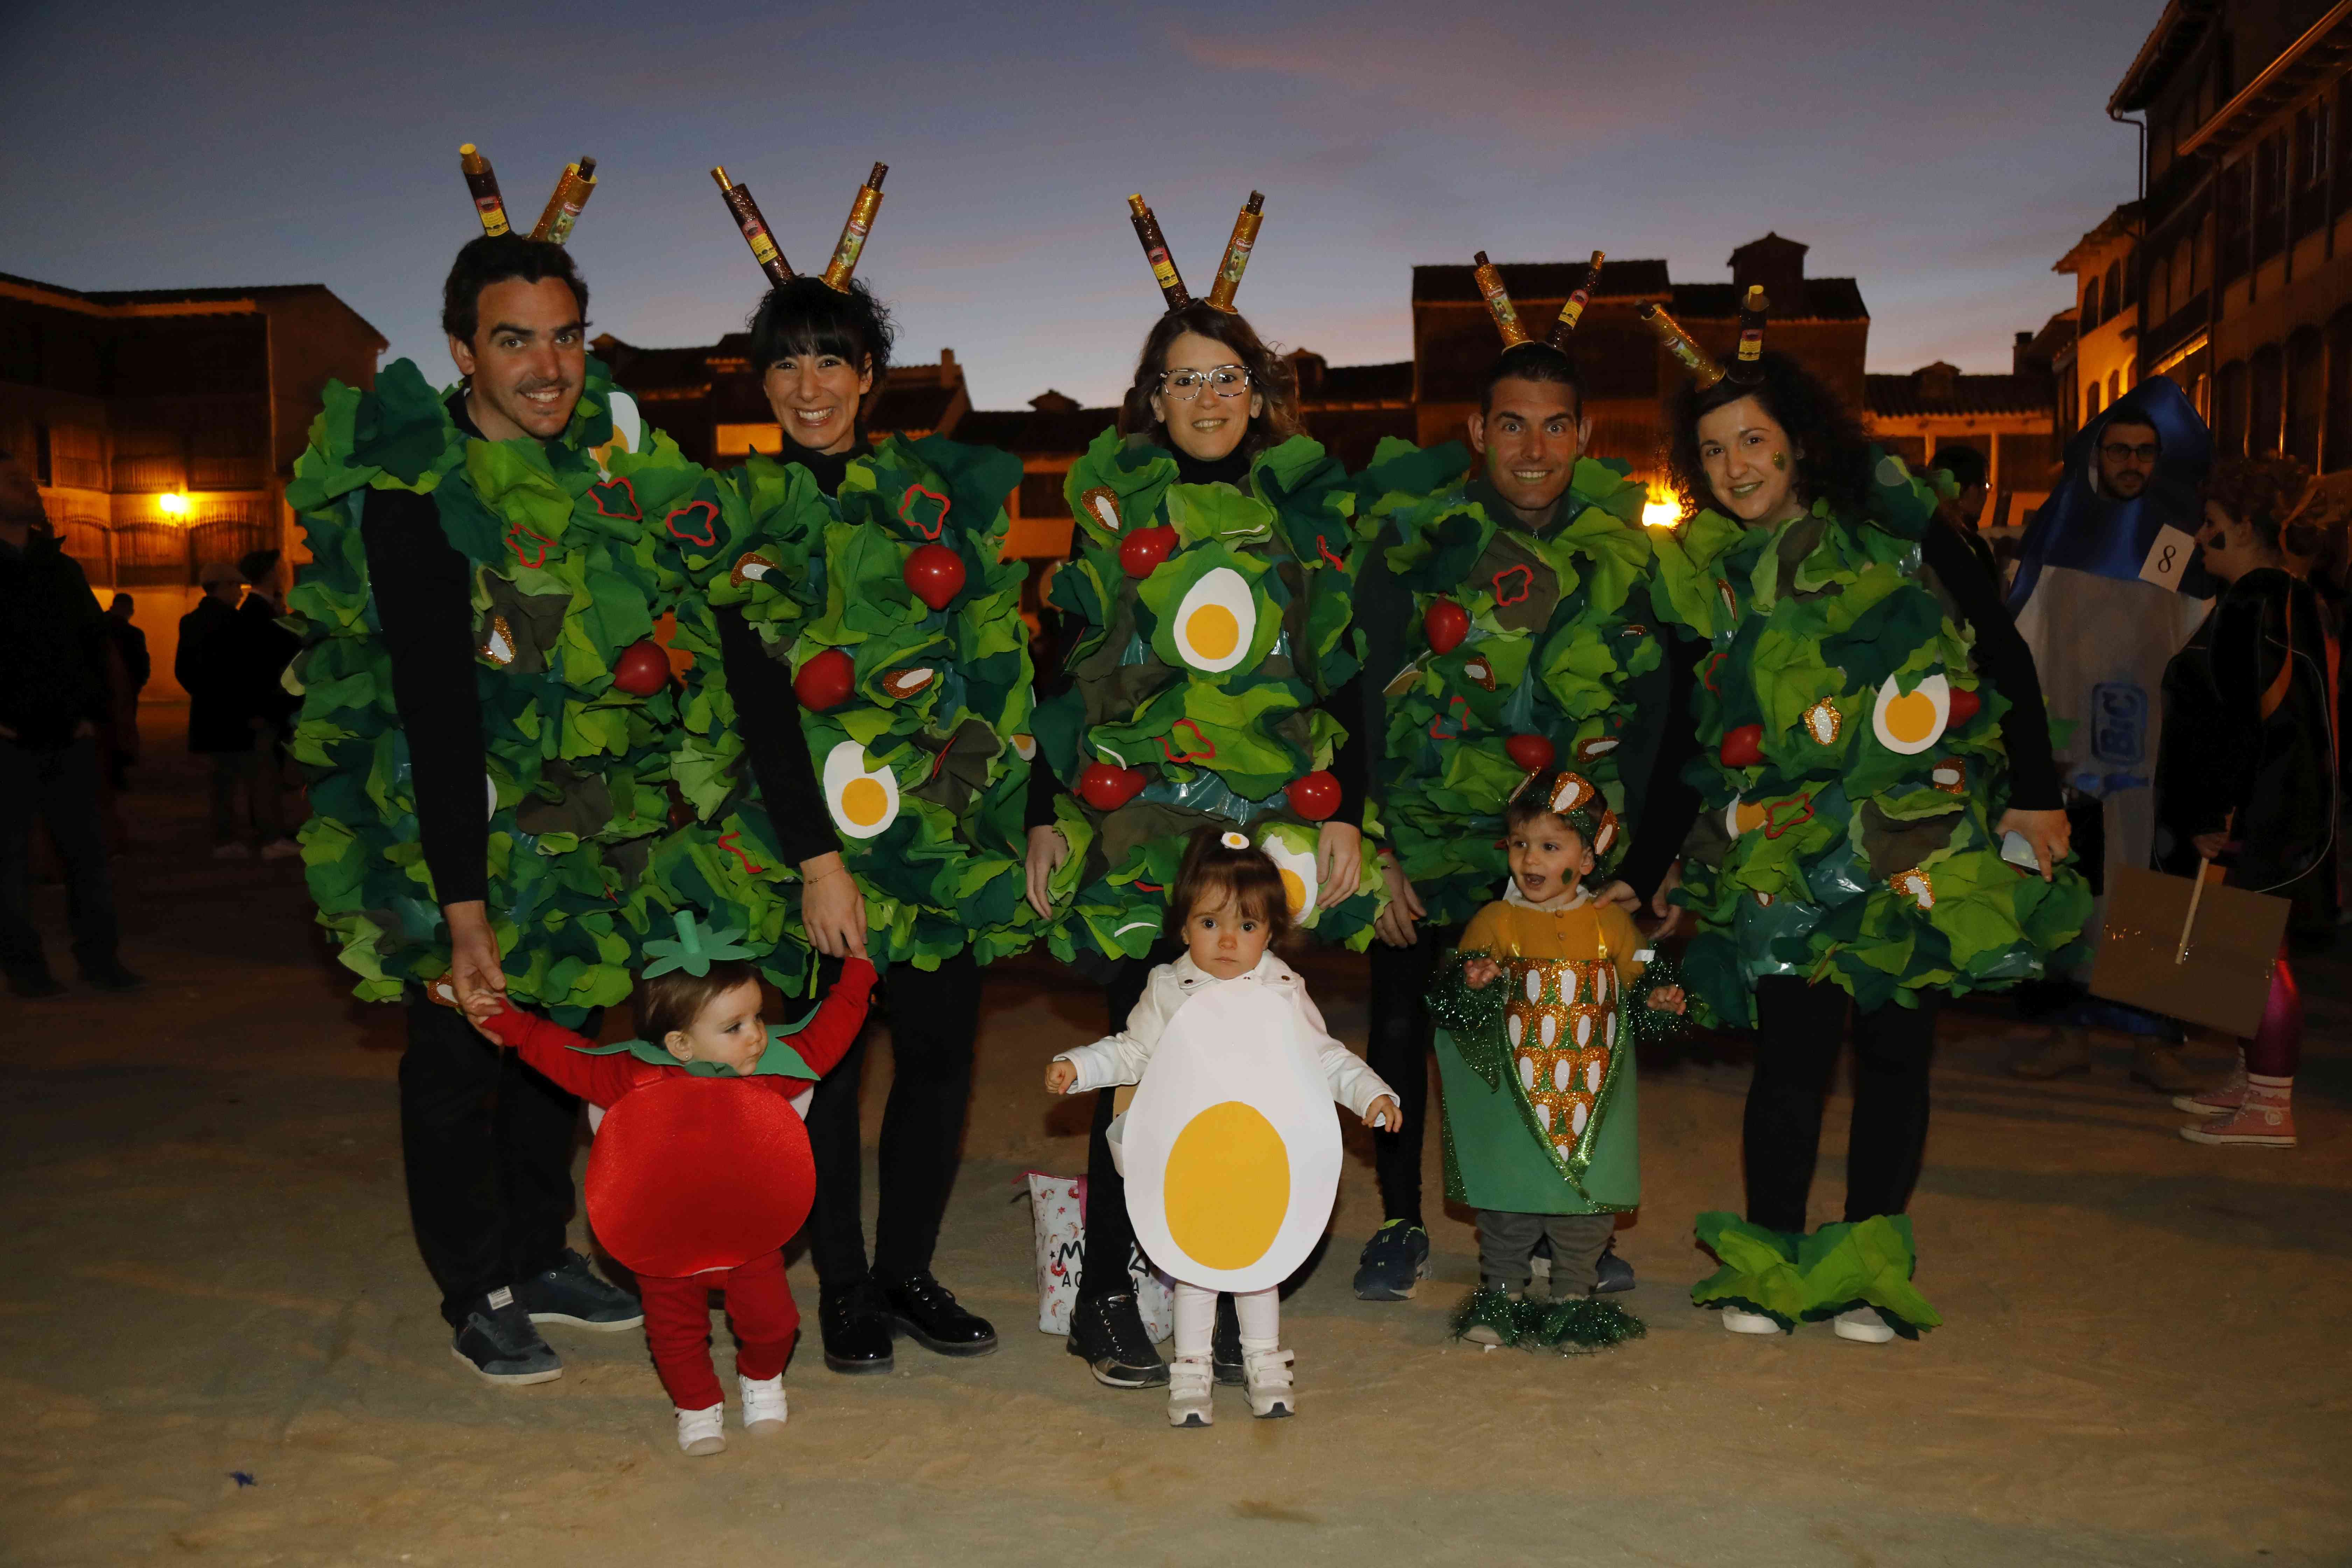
[482,958,876,1107]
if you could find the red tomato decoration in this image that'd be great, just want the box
[1119,525,1178,579]
[1286,770,1341,821]
[1719,723,1765,769]
[1947,687,1981,726]
[1504,734,1556,772]
[611,639,670,696]
[1424,598,1470,655]
[903,543,967,611]
[1076,762,1147,811]
[793,648,856,711]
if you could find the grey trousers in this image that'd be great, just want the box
[1477,1210,1616,1294]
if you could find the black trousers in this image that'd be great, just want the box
[0,735,120,978]
[804,948,982,1289]
[1362,921,1458,1229]
[1744,976,1942,1236]
[1076,938,1182,1298]
[399,995,581,1326]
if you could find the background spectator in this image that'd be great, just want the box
[178,562,287,860]
[0,449,142,996]
[237,548,303,857]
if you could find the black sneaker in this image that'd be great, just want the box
[1351,1219,1430,1301]
[516,1248,643,1330]
[1066,1292,1167,1389]
[1594,1240,1636,1295]
[451,1286,563,1384]
[7,965,64,999]
[877,1271,997,1357]
[1211,1293,1243,1387]
[818,1281,896,1375]
[81,961,145,993]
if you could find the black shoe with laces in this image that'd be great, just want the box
[1351,1218,1431,1300]
[818,1280,896,1375]
[451,1286,563,1385]
[516,1248,643,1330]
[1066,1292,1167,1389]
[1211,1292,1244,1386]
[878,1270,997,1357]
[1593,1240,1636,1295]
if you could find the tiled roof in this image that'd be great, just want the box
[1865,371,2051,420]
[0,271,386,345]
[867,381,958,432]
[1412,259,1672,303]
[1671,279,1868,322]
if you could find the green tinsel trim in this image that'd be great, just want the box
[1449,1284,1524,1346]
[1523,1295,1646,1354]
[1426,949,1508,1087]
[1622,946,1691,1054]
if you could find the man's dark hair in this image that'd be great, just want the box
[110,592,134,612]
[1665,351,1875,520]
[2100,413,2160,449]
[1479,342,1585,420]
[440,234,589,345]
[1933,443,1988,491]
[749,275,896,385]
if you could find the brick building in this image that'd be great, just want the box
[0,272,384,698]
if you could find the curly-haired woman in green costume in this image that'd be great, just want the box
[1023,297,1377,1391]
[1632,336,2085,1344]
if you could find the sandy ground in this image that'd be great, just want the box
[4,710,2349,1567]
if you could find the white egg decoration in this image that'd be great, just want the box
[820,741,899,839]
[1870,671,1951,755]
[1118,979,1343,1293]
[1259,834,1320,920]
[1169,567,1257,673]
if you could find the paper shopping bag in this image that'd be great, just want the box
[2088,864,2290,1038]
[1024,1171,1173,1339]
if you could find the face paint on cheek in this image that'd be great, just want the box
[1771,450,1788,471]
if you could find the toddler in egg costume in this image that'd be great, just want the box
[1045,829,1400,1427]
[480,917,875,1456]
[1432,770,1683,1350]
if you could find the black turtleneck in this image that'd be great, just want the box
[1023,437,1369,834]
[719,435,870,868]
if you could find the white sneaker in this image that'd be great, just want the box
[1720,1307,1780,1335]
[1167,1354,1213,1428]
[739,1373,788,1435]
[259,838,302,862]
[210,842,252,860]
[1832,1306,1896,1344]
[676,1403,727,1456]
[1242,1346,1295,1419]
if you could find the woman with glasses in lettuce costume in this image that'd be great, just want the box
[1630,305,2086,1348]
[1022,264,1384,1391]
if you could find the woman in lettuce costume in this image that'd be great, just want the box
[656,271,1022,1377]
[1023,298,1381,1390]
[1638,334,2087,1344]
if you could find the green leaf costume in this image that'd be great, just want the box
[1646,452,2092,1026]
[653,434,1042,977]
[1357,439,1661,928]
[285,359,687,1026]
[1035,429,1385,959]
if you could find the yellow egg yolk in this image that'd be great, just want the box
[1881,690,1938,744]
[840,777,890,827]
[1184,604,1240,662]
[1279,867,1308,915]
[1163,1100,1289,1270]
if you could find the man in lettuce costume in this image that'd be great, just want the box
[1347,340,1660,1303]
[650,271,1026,1375]
[287,233,662,1383]
[1639,339,2088,1342]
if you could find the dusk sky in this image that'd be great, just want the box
[6,0,2155,410]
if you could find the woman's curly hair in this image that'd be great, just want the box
[2205,453,2337,555]
[1118,301,1302,461]
[1664,351,1875,522]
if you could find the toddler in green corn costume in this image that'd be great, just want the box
[1429,768,1684,1352]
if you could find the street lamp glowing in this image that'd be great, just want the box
[1641,484,1682,529]
[158,491,190,519]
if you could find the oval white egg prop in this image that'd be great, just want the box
[1870,671,1950,755]
[821,741,899,839]
[1260,835,1319,922]
[1170,567,1257,674]
[1120,979,1342,1293]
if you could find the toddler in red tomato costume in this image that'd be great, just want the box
[481,914,874,1456]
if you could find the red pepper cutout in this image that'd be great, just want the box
[715,831,765,874]
[1428,694,1472,742]
[1135,881,1164,894]
[898,483,951,540]
[665,500,719,547]
[1701,651,1728,693]
[1492,564,1534,606]
[588,476,642,522]
[1763,793,1815,840]
[504,522,557,569]
[1159,717,1216,764]
[1316,533,1346,570]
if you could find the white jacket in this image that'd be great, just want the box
[1054,951,1395,1120]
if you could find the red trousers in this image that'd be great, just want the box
[637,1248,800,1412]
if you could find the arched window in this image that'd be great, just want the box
[2286,328,2324,466]
[2082,274,2103,328]
[2216,358,2248,457]
[2104,259,2126,320]
[2250,343,2286,455]
[2087,379,2105,419]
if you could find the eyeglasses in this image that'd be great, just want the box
[2100,441,2160,462]
[1160,364,1251,400]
